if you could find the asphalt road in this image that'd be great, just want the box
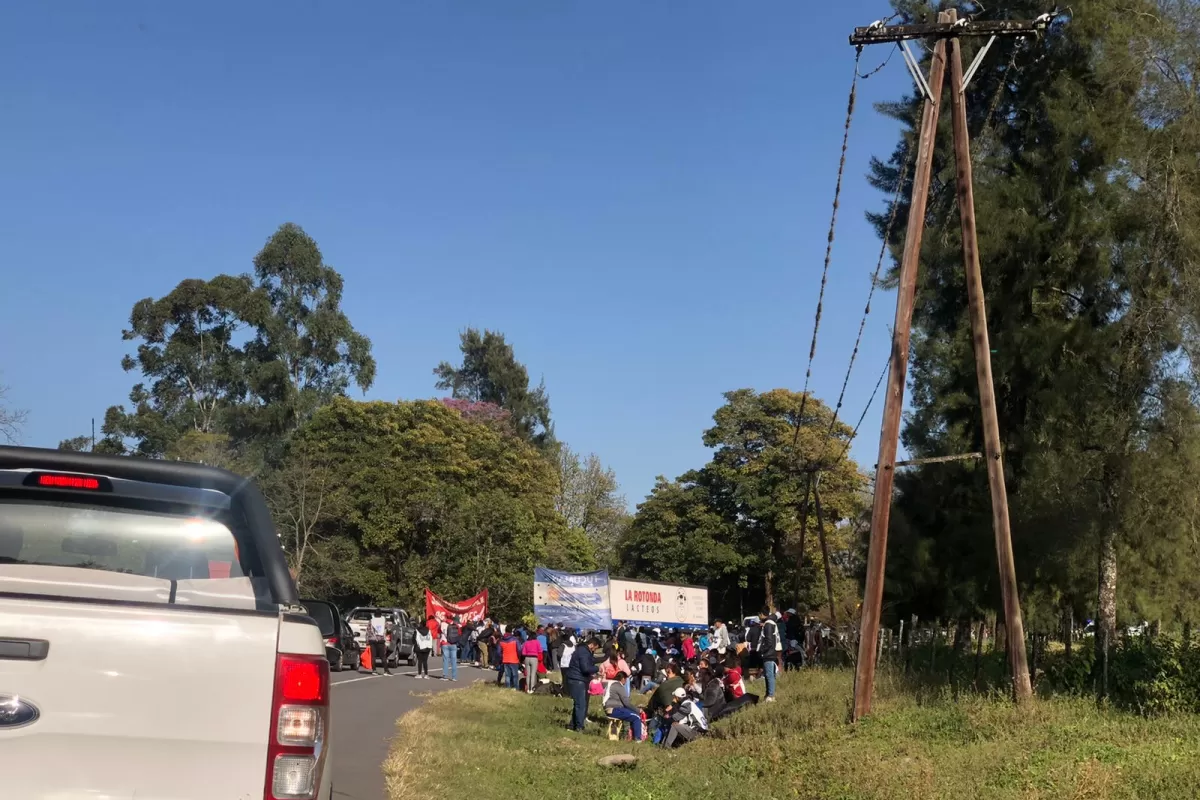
[329,662,490,800]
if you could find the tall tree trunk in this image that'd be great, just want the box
[953,617,972,655]
[1096,525,1118,665]
[764,570,775,613]
[1064,607,1073,659]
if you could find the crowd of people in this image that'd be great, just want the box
[404,607,832,747]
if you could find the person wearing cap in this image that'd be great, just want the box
[663,686,708,747]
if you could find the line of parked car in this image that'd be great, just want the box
[299,599,418,672]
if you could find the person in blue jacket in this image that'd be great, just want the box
[563,636,601,732]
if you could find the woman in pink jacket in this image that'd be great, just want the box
[521,633,543,693]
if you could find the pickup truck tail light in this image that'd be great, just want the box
[265,653,329,800]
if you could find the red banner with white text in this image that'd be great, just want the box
[425,588,488,625]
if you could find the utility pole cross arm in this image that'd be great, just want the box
[849,19,1047,47]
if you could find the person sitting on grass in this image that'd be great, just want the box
[646,661,684,741]
[602,670,645,742]
[663,687,709,747]
[699,666,729,721]
[722,664,758,713]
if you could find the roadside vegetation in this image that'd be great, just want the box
[384,668,1200,800]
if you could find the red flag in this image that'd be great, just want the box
[425,588,488,624]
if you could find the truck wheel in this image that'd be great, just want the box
[407,654,416,667]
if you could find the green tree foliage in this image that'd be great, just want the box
[434,329,554,449]
[97,274,266,457]
[871,0,1200,645]
[238,223,376,442]
[279,398,587,620]
[620,475,751,597]
[619,389,867,620]
[87,223,374,463]
[556,444,630,570]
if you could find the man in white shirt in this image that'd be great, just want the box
[367,611,392,675]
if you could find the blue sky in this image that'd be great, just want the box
[0,1,915,507]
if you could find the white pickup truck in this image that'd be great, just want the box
[0,445,333,800]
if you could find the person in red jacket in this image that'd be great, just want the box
[498,628,521,690]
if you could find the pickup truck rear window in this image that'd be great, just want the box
[0,498,244,580]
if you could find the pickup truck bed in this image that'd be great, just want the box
[0,446,333,800]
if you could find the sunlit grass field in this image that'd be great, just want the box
[384,667,1200,799]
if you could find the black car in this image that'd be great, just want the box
[301,598,362,671]
[384,607,417,667]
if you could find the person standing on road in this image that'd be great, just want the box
[414,619,434,679]
[367,611,393,676]
[441,615,461,682]
[564,636,600,732]
[476,619,494,669]
[498,627,522,689]
[521,631,543,693]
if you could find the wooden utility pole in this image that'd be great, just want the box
[813,480,837,625]
[849,8,1048,720]
[852,11,950,723]
[947,33,1032,702]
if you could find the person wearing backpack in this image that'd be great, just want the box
[441,614,462,681]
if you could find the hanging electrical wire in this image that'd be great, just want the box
[825,144,915,441]
[857,43,898,80]
[792,45,864,451]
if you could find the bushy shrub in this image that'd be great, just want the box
[1042,636,1200,715]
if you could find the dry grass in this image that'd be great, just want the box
[384,668,1200,800]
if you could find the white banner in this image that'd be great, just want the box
[608,578,709,629]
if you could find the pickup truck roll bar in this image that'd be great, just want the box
[0,445,298,606]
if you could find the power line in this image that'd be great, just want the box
[793,46,863,451]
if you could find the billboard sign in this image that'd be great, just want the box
[533,567,612,630]
[609,578,708,629]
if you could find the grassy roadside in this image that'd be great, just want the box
[384,668,1200,800]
